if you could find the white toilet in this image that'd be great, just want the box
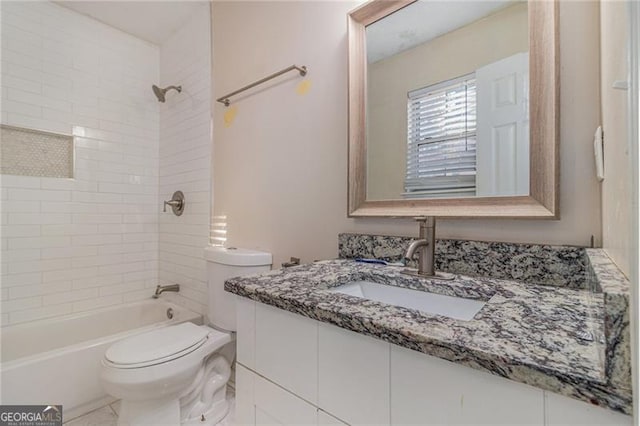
[101,247,272,426]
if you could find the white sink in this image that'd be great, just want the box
[329,280,486,321]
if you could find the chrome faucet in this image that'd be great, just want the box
[153,284,180,299]
[403,217,454,280]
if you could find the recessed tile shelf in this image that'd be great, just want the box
[0,124,74,178]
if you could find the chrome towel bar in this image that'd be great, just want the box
[216,64,308,107]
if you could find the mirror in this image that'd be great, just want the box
[348,0,559,217]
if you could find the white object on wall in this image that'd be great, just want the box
[594,126,605,182]
[475,52,530,197]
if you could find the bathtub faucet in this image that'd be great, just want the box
[153,284,180,299]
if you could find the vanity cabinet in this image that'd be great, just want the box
[319,323,390,425]
[235,298,632,425]
[254,302,318,403]
[391,345,544,425]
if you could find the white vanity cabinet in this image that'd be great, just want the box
[235,298,632,426]
[319,323,390,425]
[390,345,544,425]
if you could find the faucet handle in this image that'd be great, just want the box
[163,191,185,216]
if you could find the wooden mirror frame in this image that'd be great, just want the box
[348,0,559,218]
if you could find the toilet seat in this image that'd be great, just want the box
[104,322,229,369]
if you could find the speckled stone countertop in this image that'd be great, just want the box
[225,246,632,414]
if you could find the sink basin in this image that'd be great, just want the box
[329,280,486,321]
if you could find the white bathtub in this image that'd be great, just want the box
[0,299,201,420]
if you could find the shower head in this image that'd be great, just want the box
[152,84,182,103]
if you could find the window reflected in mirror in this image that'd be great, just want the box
[366,0,529,200]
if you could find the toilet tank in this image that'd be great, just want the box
[203,246,272,332]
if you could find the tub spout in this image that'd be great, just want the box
[153,284,180,299]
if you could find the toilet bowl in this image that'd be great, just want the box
[100,247,272,426]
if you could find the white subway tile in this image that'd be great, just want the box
[123,233,157,243]
[41,178,98,192]
[1,296,42,313]
[6,87,72,112]
[2,61,43,84]
[72,213,122,224]
[41,224,97,236]
[99,281,144,297]
[123,214,157,224]
[1,99,43,117]
[39,202,78,213]
[9,281,72,299]
[72,294,122,312]
[41,245,98,259]
[1,272,42,287]
[8,188,71,201]
[98,261,145,275]
[43,266,96,283]
[73,273,122,290]
[6,112,72,134]
[120,272,155,287]
[8,213,71,225]
[0,249,41,263]
[0,225,41,238]
[9,303,73,324]
[72,254,122,268]
[122,288,153,303]
[71,234,122,246]
[72,191,122,203]
[1,175,41,189]
[43,287,98,305]
[0,200,41,213]
[8,236,71,249]
[5,258,71,275]
[40,71,73,90]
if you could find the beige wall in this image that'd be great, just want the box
[601,1,631,277]
[212,1,601,269]
[367,3,528,200]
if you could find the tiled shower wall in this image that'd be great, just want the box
[157,5,212,316]
[0,2,161,325]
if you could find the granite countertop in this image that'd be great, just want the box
[225,257,631,414]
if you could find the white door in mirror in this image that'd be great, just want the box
[476,52,530,197]
[328,281,486,321]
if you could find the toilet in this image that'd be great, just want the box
[101,247,272,426]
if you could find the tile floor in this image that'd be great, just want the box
[64,389,236,426]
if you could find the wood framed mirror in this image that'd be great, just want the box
[348,0,559,218]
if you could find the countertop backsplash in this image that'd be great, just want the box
[338,233,590,289]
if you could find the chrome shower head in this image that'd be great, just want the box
[152,84,182,103]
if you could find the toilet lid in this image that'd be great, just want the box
[105,322,209,367]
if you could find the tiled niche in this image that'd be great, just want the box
[0,125,74,178]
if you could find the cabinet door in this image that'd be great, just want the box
[254,374,318,426]
[391,345,544,425]
[318,323,390,425]
[236,296,256,369]
[544,391,632,425]
[255,302,319,403]
[235,363,255,426]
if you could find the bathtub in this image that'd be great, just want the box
[0,299,201,420]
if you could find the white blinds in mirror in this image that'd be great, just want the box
[405,74,477,198]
